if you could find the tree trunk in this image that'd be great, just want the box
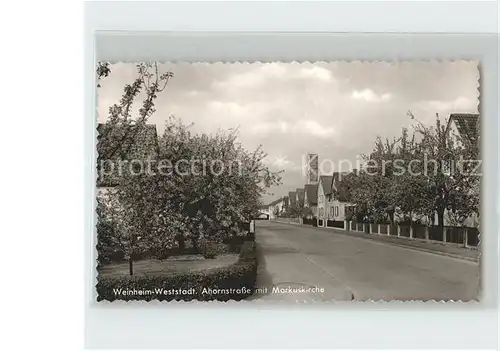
[128,257,133,276]
[176,235,185,253]
[387,209,395,224]
[192,237,200,254]
[437,208,445,237]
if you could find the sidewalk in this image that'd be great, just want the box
[271,220,480,262]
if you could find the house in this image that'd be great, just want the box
[96,122,159,198]
[445,113,480,149]
[282,196,289,213]
[304,183,319,217]
[442,113,480,227]
[296,188,305,208]
[266,198,284,219]
[317,175,333,226]
[288,191,297,208]
[256,205,271,220]
[327,172,352,222]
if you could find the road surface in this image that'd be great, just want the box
[252,221,480,301]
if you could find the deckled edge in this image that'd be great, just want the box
[92,60,482,305]
[475,60,483,302]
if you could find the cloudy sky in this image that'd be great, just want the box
[98,62,479,204]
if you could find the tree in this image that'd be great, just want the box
[336,112,479,233]
[412,113,480,230]
[289,203,308,218]
[96,62,176,274]
[273,206,280,218]
[156,117,282,252]
[97,63,282,273]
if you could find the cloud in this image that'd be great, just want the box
[250,121,288,135]
[212,63,333,92]
[249,119,334,138]
[419,96,476,112]
[298,66,332,82]
[269,155,299,170]
[295,120,335,138]
[351,89,392,102]
[98,61,479,204]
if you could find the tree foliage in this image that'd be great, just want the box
[337,113,480,230]
[96,62,282,273]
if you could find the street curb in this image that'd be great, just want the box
[269,220,479,263]
[366,240,479,263]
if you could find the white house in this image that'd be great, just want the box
[288,191,297,209]
[441,113,480,227]
[267,198,285,219]
[326,172,352,222]
[96,123,159,197]
[304,183,319,218]
[317,175,333,226]
[445,113,480,149]
[296,188,305,208]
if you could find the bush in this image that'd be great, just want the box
[96,240,257,302]
[203,240,220,259]
[96,217,124,266]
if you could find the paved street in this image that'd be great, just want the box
[253,221,480,301]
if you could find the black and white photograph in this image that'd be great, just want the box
[95,61,480,302]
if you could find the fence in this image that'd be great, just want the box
[290,217,301,224]
[327,220,345,229]
[274,217,479,248]
[302,217,315,226]
[348,221,479,248]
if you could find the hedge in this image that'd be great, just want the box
[96,241,257,302]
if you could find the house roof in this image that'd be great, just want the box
[268,198,283,207]
[296,188,305,206]
[304,184,318,205]
[289,191,297,205]
[330,171,349,191]
[329,171,351,202]
[96,123,159,187]
[336,188,349,202]
[283,196,289,206]
[446,113,480,146]
[319,175,334,195]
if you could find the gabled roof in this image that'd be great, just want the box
[296,188,305,207]
[289,191,297,206]
[331,172,351,202]
[446,113,480,146]
[304,184,318,205]
[97,123,159,160]
[283,196,289,207]
[268,198,283,207]
[319,175,334,195]
[330,171,349,192]
[96,123,159,187]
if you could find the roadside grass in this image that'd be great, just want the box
[98,253,239,278]
[96,241,257,302]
